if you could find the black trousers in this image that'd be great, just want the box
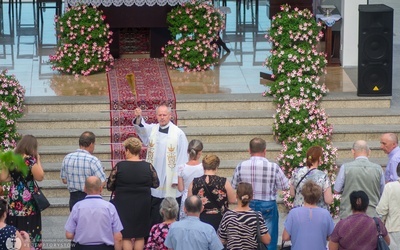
[69,191,87,211]
[71,242,113,250]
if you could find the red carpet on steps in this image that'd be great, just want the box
[107,58,177,166]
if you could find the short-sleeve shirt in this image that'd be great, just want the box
[231,156,289,201]
[164,216,223,250]
[64,195,123,245]
[218,210,268,250]
[177,163,203,191]
[290,167,331,209]
[330,213,388,249]
[61,149,105,192]
[284,206,334,250]
[145,222,171,250]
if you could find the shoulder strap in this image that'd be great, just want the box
[255,211,262,240]
[295,168,316,195]
[373,217,382,235]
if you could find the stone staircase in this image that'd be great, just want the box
[17,92,400,248]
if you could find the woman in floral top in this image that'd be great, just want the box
[145,197,179,250]
[0,135,45,250]
[189,154,236,231]
[290,146,333,210]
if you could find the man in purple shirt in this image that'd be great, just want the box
[65,176,123,250]
[380,133,400,183]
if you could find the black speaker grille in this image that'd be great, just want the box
[358,4,393,96]
[362,34,390,61]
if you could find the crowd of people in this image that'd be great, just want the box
[1,103,400,250]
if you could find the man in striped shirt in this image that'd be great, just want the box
[231,137,289,250]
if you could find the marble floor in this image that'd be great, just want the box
[1,0,398,98]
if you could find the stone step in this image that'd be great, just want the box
[23,96,109,113]
[17,124,400,149]
[38,180,112,198]
[16,112,110,130]
[37,141,387,167]
[43,162,113,180]
[17,128,111,146]
[38,145,111,163]
[24,93,390,114]
[327,108,400,125]
[176,92,391,110]
[18,106,400,130]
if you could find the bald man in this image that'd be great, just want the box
[65,176,123,250]
[334,140,385,219]
[380,133,400,183]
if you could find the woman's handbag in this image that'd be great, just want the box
[255,212,267,250]
[31,181,50,211]
[373,217,390,250]
[281,240,291,250]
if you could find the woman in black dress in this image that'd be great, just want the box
[188,154,236,231]
[107,137,159,250]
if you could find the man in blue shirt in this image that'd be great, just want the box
[165,195,223,250]
[380,133,400,183]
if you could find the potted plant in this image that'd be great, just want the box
[50,4,114,77]
[163,0,224,72]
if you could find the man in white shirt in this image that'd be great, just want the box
[133,104,188,225]
[376,163,400,250]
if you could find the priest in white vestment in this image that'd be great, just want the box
[133,105,188,225]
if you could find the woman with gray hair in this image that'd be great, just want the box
[145,197,179,250]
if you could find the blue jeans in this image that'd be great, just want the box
[250,200,278,250]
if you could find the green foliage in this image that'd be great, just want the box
[264,5,340,217]
[164,0,224,72]
[273,98,332,142]
[50,4,114,76]
[0,70,25,150]
[0,150,29,178]
[264,4,327,104]
[278,134,337,177]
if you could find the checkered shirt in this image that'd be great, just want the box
[60,149,106,192]
[231,156,289,201]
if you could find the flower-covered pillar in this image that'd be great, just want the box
[264,5,340,216]
[0,70,25,150]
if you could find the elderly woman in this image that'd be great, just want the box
[107,137,160,250]
[218,182,271,249]
[0,135,45,250]
[283,180,334,249]
[188,154,236,231]
[329,190,390,249]
[145,197,179,250]
[290,146,333,209]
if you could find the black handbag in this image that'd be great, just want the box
[31,180,50,211]
[255,212,267,250]
[373,217,390,250]
[281,240,291,250]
